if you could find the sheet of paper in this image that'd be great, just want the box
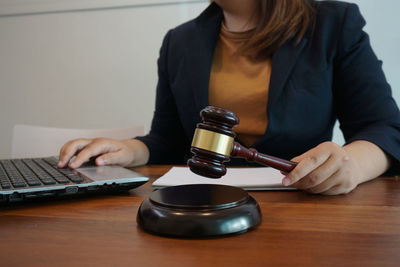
[152,167,296,191]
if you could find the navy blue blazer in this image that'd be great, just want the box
[136,1,400,173]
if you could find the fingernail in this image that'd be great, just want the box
[69,162,77,168]
[282,177,292,186]
[97,158,104,166]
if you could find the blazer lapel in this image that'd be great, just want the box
[185,3,223,113]
[268,37,308,112]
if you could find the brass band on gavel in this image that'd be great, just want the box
[191,128,234,156]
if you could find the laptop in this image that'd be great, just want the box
[0,156,149,202]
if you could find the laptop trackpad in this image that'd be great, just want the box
[77,166,143,181]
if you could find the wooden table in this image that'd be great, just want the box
[1,165,400,267]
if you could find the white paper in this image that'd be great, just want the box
[152,167,296,191]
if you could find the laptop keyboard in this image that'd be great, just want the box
[0,157,84,190]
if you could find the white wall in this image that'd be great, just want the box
[0,0,209,159]
[0,0,399,159]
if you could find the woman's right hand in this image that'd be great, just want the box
[57,138,149,169]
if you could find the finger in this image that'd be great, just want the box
[304,169,341,194]
[290,154,303,163]
[282,151,331,186]
[58,139,92,168]
[293,153,344,190]
[321,184,347,195]
[69,141,119,168]
[320,175,358,195]
[96,151,130,166]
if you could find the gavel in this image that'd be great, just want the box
[187,106,298,178]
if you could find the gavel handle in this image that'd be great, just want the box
[231,142,297,173]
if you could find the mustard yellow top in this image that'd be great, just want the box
[209,23,272,147]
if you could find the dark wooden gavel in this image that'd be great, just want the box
[187,106,297,178]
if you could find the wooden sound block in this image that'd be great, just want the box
[137,184,262,238]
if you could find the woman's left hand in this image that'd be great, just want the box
[282,141,363,195]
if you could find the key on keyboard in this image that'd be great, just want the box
[0,157,84,190]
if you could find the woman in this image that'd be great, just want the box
[58,0,400,195]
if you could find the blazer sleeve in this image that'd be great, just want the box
[333,4,400,174]
[135,30,190,164]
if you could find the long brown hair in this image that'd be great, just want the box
[241,0,315,60]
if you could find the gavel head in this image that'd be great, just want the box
[187,106,239,178]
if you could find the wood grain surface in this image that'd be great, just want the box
[1,165,400,267]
